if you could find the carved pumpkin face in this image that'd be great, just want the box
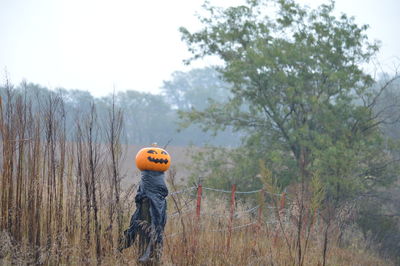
[135,147,171,172]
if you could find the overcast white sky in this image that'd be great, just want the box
[1,0,399,97]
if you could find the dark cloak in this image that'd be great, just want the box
[120,170,168,251]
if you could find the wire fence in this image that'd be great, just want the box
[165,184,289,242]
[202,186,282,196]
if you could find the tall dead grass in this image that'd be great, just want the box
[0,82,392,265]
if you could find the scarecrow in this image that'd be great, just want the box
[119,144,171,263]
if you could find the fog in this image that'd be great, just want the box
[1,0,399,97]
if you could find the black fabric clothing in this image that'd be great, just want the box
[121,170,168,250]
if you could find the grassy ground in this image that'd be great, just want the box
[0,145,393,265]
[0,194,392,266]
[117,197,390,265]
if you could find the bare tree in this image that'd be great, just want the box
[84,103,102,263]
[104,92,125,251]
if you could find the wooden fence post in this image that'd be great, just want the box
[258,189,265,231]
[196,184,202,220]
[192,184,203,251]
[227,184,236,250]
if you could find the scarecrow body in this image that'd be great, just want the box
[123,171,168,249]
[120,146,170,263]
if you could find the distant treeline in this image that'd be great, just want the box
[0,67,241,147]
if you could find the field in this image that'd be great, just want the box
[0,159,392,265]
[1,188,391,266]
[0,90,394,265]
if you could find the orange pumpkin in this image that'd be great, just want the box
[135,146,171,172]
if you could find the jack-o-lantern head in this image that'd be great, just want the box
[135,146,171,172]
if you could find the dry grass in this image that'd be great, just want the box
[161,195,390,266]
[111,194,390,266]
[0,188,392,265]
[0,85,393,265]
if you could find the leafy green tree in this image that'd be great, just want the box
[179,0,399,199]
